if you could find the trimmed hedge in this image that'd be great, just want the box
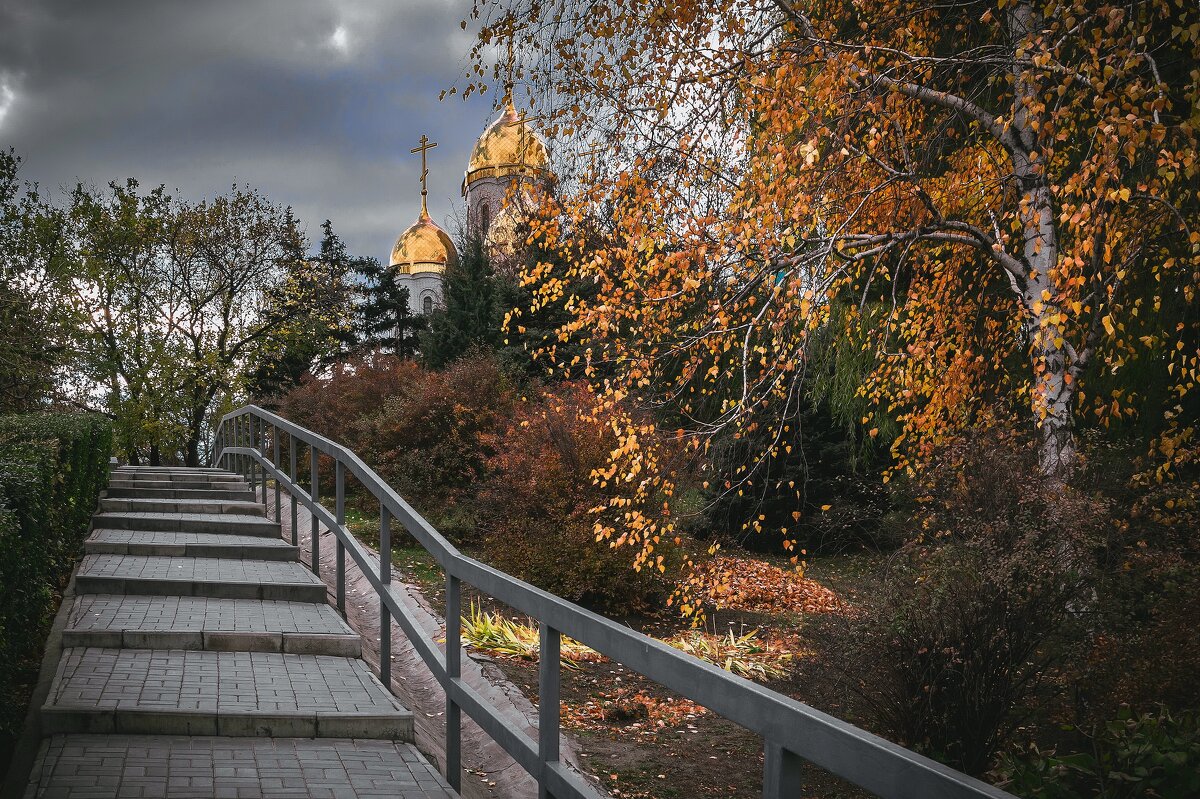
[0,413,111,743]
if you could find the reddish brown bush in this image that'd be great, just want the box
[845,421,1108,777]
[277,352,516,536]
[276,354,419,448]
[355,353,516,535]
[477,382,669,612]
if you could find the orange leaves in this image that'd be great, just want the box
[691,556,846,615]
[563,691,708,739]
[467,0,1200,587]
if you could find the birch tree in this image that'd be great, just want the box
[463,0,1199,583]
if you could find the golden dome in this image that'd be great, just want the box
[463,101,549,190]
[389,208,458,275]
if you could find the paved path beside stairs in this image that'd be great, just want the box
[22,466,457,799]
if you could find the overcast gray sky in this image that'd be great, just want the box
[0,0,502,263]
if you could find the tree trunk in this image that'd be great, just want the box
[185,419,202,467]
[184,384,215,467]
[1034,337,1077,479]
[1009,0,1077,480]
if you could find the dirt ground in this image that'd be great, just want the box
[380,534,886,799]
[342,501,897,797]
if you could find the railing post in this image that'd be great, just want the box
[335,459,346,616]
[538,623,562,799]
[238,416,247,480]
[249,415,259,500]
[379,505,391,689]
[213,421,221,468]
[309,445,320,576]
[289,436,298,546]
[244,412,252,489]
[258,417,268,511]
[763,742,803,799]
[445,573,461,792]
[272,426,281,522]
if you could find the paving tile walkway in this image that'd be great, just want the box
[27,736,455,799]
[23,466,456,799]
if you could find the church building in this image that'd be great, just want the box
[388,100,552,317]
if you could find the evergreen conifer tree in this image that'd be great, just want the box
[246,219,357,398]
[494,221,597,380]
[421,233,496,369]
[355,257,424,358]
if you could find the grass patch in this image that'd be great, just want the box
[664,628,793,681]
[342,506,442,592]
[461,603,606,668]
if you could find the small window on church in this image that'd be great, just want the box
[423,295,433,315]
[480,205,490,234]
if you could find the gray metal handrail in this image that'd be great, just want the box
[213,404,1016,799]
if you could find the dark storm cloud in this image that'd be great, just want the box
[0,0,501,261]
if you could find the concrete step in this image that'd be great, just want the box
[26,735,455,798]
[114,463,241,475]
[106,481,253,496]
[115,466,232,472]
[74,555,326,602]
[85,529,297,560]
[42,649,413,740]
[108,474,247,486]
[103,485,258,501]
[63,595,361,656]
[98,497,265,516]
[92,511,280,537]
[111,471,244,483]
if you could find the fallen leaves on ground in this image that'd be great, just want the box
[563,690,709,740]
[694,556,846,614]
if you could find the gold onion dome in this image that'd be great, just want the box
[389,207,458,275]
[463,100,549,190]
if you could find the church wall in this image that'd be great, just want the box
[396,271,445,317]
[465,175,510,241]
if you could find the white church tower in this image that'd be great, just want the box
[461,99,552,268]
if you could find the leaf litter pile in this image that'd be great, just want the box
[563,690,709,740]
[694,556,846,614]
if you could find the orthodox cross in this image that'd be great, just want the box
[507,109,546,168]
[410,134,437,216]
[579,142,605,180]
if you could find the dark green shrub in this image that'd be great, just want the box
[0,412,111,749]
[998,706,1200,799]
[702,397,887,554]
[843,423,1106,776]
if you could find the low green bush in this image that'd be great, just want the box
[998,706,1200,799]
[0,412,111,746]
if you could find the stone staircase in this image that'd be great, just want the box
[24,466,456,798]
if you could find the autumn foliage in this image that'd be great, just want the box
[278,352,517,534]
[692,556,844,616]
[462,0,1200,596]
[477,381,670,610]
